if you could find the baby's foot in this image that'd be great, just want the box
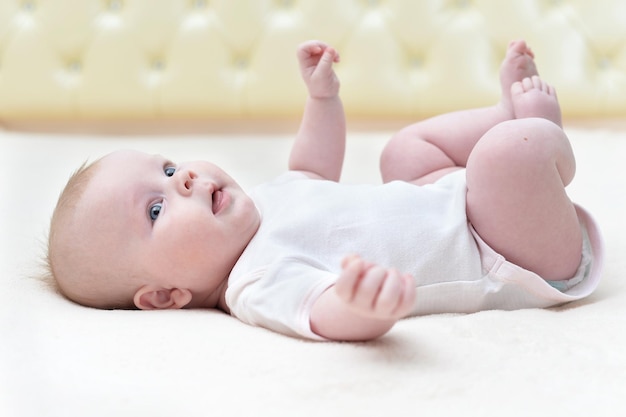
[499,40,539,116]
[511,75,562,127]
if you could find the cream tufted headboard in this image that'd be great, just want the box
[0,0,625,123]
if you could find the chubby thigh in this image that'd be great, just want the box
[465,118,582,282]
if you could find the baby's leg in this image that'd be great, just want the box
[381,40,538,185]
[466,80,581,281]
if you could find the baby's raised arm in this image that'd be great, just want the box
[289,41,346,181]
[310,255,416,341]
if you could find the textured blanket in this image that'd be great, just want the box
[1,124,624,417]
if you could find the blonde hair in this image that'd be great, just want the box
[46,158,136,309]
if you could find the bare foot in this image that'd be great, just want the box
[499,40,539,116]
[511,75,562,127]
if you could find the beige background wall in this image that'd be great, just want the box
[0,0,625,121]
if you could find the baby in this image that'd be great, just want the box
[47,40,603,341]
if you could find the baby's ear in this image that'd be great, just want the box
[134,286,192,310]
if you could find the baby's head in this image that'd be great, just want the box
[47,150,260,310]
[47,157,127,308]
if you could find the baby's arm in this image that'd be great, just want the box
[289,41,346,181]
[310,255,416,341]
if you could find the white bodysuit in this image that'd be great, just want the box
[225,170,602,340]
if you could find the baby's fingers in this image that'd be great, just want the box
[371,270,415,318]
[390,273,416,317]
[335,255,364,302]
[312,47,339,77]
[374,269,405,315]
[351,266,387,310]
[296,40,329,63]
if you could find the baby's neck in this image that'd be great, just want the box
[188,277,230,312]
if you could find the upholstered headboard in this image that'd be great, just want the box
[0,0,624,122]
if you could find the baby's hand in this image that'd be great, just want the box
[297,40,340,99]
[334,255,416,320]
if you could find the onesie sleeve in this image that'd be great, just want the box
[225,256,337,341]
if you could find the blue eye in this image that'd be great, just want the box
[164,166,176,177]
[149,202,162,221]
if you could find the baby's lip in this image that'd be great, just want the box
[211,189,229,215]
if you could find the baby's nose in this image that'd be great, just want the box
[177,169,197,194]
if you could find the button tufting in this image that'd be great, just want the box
[276,0,294,8]
[192,0,208,8]
[147,58,165,87]
[234,57,249,70]
[106,0,123,12]
[151,59,165,72]
[67,60,82,73]
[20,0,36,11]
[597,56,611,70]
[409,56,424,69]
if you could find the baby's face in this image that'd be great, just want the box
[76,149,260,302]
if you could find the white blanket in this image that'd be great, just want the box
[1,124,625,417]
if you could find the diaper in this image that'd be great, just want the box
[469,204,604,304]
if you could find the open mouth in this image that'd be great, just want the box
[212,189,225,215]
